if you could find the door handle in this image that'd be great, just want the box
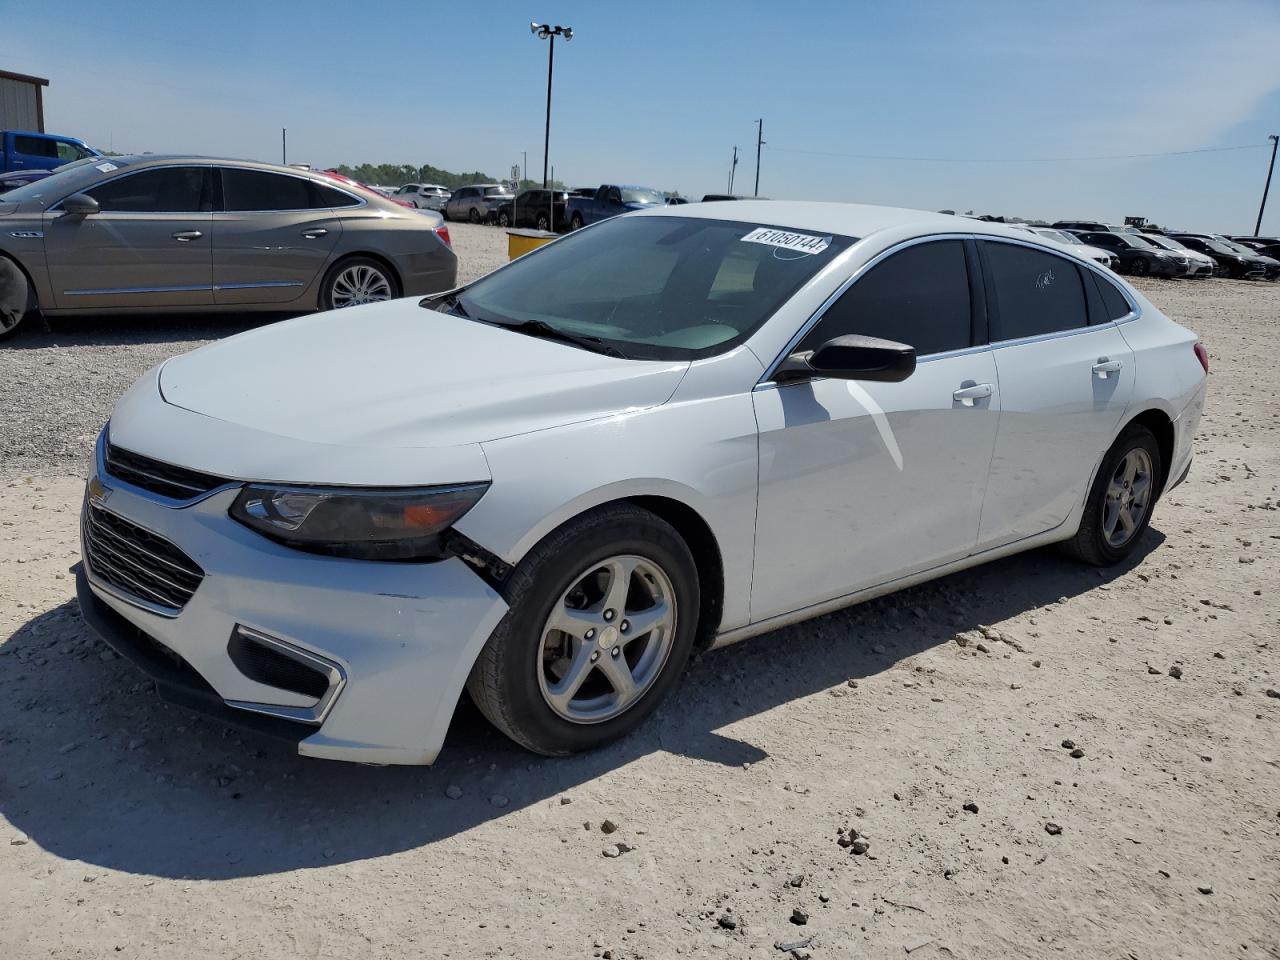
[952,382,993,406]
[1092,357,1123,378]
[302,228,328,239]
[171,230,203,242]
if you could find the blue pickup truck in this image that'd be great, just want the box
[565,184,666,231]
[0,130,102,190]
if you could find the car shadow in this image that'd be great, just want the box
[0,531,1163,879]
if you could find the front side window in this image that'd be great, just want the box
[799,239,972,357]
[87,167,213,213]
[984,241,1087,340]
[56,140,92,162]
[450,216,854,360]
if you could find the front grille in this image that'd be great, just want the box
[82,502,204,613]
[105,443,226,501]
[227,630,332,699]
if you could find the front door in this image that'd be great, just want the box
[975,240,1136,547]
[212,167,343,305]
[43,165,214,310]
[750,238,1000,622]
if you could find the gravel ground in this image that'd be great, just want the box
[0,221,510,477]
[1,253,1278,959]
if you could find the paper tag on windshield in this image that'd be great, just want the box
[741,227,830,256]
[95,161,119,173]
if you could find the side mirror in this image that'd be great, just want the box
[775,334,916,383]
[61,193,100,217]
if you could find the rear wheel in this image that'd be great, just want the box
[468,207,481,224]
[466,504,700,756]
[319,256,399,310]
[535,211,550,232]
[1063,423,1161,566]
[570,212,584,231]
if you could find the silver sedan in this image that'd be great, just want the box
[0,156,458,337]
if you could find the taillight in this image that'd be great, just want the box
[434,224,451,248]
[1193,341,1209,374]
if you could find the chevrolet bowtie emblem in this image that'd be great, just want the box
[87,475,112,504]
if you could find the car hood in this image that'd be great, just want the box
[158,301,688,449]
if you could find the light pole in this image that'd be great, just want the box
[1255,134,1278,237]
[531,22,573,189]
[754,118,765,197]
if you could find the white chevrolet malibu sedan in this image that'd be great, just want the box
[77,202,1208,764]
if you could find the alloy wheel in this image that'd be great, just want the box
[1102,448,1153,547]
[537,554,677,724]
[536,213,549,231]
[329,264,393,308]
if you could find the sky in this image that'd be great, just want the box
[7,0,1280,234]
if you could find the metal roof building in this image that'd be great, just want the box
[0,69,49,132]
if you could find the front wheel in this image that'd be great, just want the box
[466,504,700,756]
[1063,423,1162,566]
[320,256,399,310]
[0,256,33,341]
[1129,257,1149,277]
[497,210,511,227]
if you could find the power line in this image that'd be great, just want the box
[765,142,1271,164]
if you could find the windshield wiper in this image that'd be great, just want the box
[487,318,629,359]
[420,291,469,318]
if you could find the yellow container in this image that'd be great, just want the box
[507,229,558,260]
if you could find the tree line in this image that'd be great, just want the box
[332,162,565,191]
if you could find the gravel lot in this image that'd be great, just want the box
[1,234,1278,959]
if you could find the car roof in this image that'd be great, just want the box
[629,199,1063,245]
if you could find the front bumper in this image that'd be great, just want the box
[78,453,509,765]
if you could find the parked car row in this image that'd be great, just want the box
[1050,220,1279,280]
[0,155,457,338]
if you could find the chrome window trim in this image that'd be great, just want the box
[215,163,368,213]
[759,232,978,383]
[96,428,241,508]
[224,626,347,726]
[49,162,216,214]
[978,234,1141,336]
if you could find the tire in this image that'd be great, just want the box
[319,256,400,310]
[570,212,584,231]
[0,255,33,341]
[1129,257,1149,277]
[466,503,701,756]
[497,210,511,227]
[468,207,481,224]
[1062,423,1162,566]
[535,212,550,232]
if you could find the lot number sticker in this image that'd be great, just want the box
[741,227,831,257]
[95,162,119,173]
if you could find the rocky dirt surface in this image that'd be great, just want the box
[1,235,1278,959]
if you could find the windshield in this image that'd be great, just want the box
[0,156,138,204]
[1119,234,1156,248]
[1143,235,1183,251]
[621,187,664,204]
[445,215,854,360]
[1215,238,1255,255]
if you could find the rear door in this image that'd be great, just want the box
[43,164,214,309]
[976,238,1135,548]
[211,167,346,305]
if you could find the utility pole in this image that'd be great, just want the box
[532,22,573,189]
[754,119,765,197]
[1255,134,1278,236]
[523,150,528,185]
[728,145,738,194]
[281,128,287,165]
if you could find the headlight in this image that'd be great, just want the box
[230,482,489,560]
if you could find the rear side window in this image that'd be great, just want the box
[800,239,972,356]
[222,169,312,211]
[311,182,361,208]
[87,167,213,212]
[1092,273,1132,320]
[984,241,1087,340]
[13,135,57,158]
